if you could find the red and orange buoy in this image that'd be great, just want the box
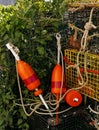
[51,64,66,95]
[17,60,44,97]
[51,64,66,125]
[17,60,53,116]
[6,43,53,117]
[17,60,41,92]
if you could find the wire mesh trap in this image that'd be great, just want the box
[32,106,97,130]
[63,4,99,101]
[64,49,99,101]
[63,6,99,52]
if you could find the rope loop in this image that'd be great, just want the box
[56,33,61,45]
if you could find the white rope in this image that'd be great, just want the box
[76,8,96,86]
[81,8,96,50]
[67,8,96,87]
[88,105,99,115]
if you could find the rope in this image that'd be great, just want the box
[66,7,96,87]
[14,34,72,117]
[77,8,95,85]
[88,105,99,115]
[80,8,96,50]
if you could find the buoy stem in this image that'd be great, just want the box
[6,43,20,61]
[39,94,53,117]
[56,33,61,64]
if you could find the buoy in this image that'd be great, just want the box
[65,90,82,107]
[17,60,53,116]
[51,64,66,95]
[17,60,41,91]
[51,33,67,125]
[6,43,53,117]
[51,64,66,125]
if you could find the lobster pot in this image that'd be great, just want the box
[30,106,96,130]
[63,6,99,52]
[64,49,99,101]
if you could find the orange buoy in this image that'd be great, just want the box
[17,60,53,116]
[6,43,53,117]
[51,64,66,125]
[17,60,41,91]
[51,64,66,94]
[65,90,82,107]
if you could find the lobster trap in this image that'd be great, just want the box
[64,49,99,101]
[31,106,96,130]
[63,4,99,52]
[63,2,99,102]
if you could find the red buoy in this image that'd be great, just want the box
[17,60,41,91]
[65,90,82,107]
[51,64,66,94]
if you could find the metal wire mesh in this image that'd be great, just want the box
[64,49,99,101]
[36,107,96,130]
[64,7,99,53]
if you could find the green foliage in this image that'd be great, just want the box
[0,0,67,129]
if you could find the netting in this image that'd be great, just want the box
[33,106,96,130]
[63,3,99,102]
[64,49,99,101]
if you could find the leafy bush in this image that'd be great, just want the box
[0,0,67,129]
